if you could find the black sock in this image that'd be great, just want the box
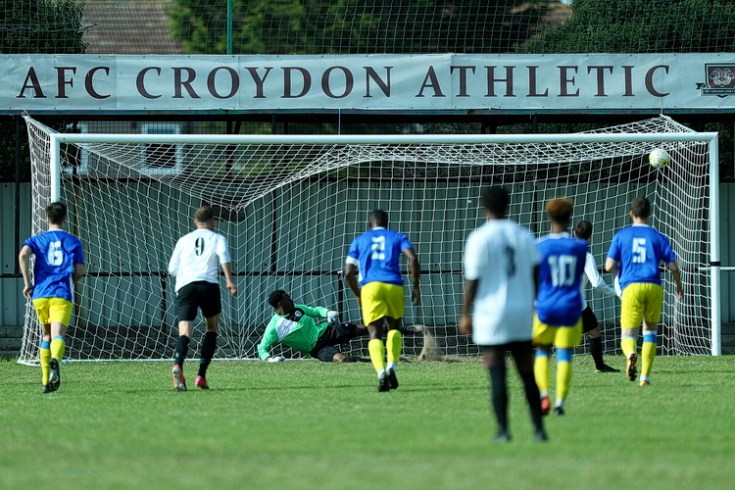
[590,336,604,368]
[488,360,508,434]
[519,369,544,432]
[198,331,217,377]
[174,335,190,368]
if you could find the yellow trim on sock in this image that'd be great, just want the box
[621,337,637,359]
[534,353,550,394]
[51,338,66,362]
[368,339,386,374]
[386,329,403,364]
[556,360,572,401]
[641,341,656,378]
[40,347,51,385]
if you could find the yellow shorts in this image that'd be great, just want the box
[620,283,664,328]
[532,315,582,349]
[361,282,405,326]
[33,298,73,326]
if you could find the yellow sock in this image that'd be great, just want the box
[534,350,550,394]
[621,336,637,359]
[51,336,66,361]
[40,342,51,385]
[555,348,573,402]
[556,360,572,401]
[368,339,386,374]
[386,329,403,364]
[641,331,657,378]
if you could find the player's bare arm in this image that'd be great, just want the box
[604,257,618,276]
[221,262,238,295]
[459,279,478,335]
[73,263,86,283]
[18,245,33,299]
[404,247,421,305]
[667,261,684,299]
[344,263,361,304]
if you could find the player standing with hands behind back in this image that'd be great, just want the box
[168,205,237,391]
[19,201,85,393]
[345,210,420,392]
[460,187,547,443]
[605,196,683,386]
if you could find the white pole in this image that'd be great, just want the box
[56,132,719,146]
[49,133,61,202]
[709,135,722,356]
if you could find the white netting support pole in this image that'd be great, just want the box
[49,133,61,202]
[709,134,722,356]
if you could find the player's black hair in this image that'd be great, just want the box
[481,186,509,217]
[195,205,215,223]
[630,196,651,219]
[369,209,389,227]
[574,220,593,240]
[46,201,67,225]
[268,289,290,308]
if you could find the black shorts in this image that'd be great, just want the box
[581,306,598,334]
[176,281,222,322]
[309,322,360,362]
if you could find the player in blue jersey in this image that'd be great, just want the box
[344,209,421,392]
[605,196,683,386]
[533,198,587,416]
[18,202,86,393]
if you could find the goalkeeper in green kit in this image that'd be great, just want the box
[258,289,368,362]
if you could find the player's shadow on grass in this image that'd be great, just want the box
[199,382,484,393]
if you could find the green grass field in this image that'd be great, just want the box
[2,355,734,490]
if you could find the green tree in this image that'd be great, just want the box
[522,0,735,53]
[519,0,735,180]
[0,0,86,182]
[169,1,552,54]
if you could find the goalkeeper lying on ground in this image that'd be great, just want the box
[258,289,368,362]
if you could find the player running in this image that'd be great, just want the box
[18,201,86,393]
[344,209,420,392]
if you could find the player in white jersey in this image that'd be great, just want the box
[167,205,237,391]
[573,221,619,373]
[460,187,547,443]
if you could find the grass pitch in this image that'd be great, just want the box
[1,355,734,490]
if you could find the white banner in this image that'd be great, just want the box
[3,53,735,113]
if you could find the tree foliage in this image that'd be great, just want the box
[1,0,86,182]
[519,0,735,179]
[169,1,551,54]
[521,0,735,53]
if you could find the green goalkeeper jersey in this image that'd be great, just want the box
[257,304,331,360]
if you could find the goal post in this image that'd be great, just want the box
[20,115,721,365]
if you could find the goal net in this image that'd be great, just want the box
[19,116,719,364]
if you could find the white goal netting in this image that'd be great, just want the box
[19,116,716,364]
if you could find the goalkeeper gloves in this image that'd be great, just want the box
[267,356,285,363]
[327,310,339,324]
